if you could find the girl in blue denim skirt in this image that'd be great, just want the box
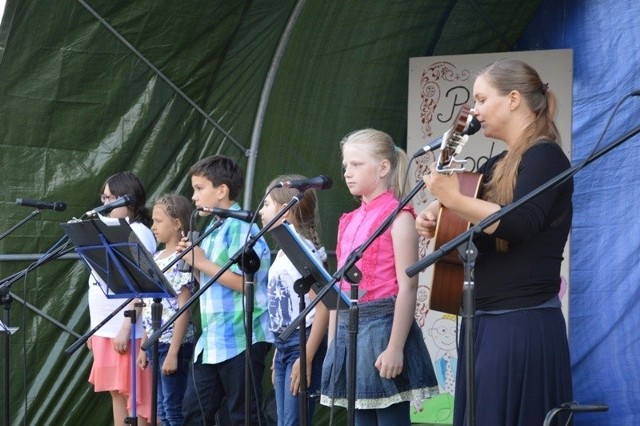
[321,129,438,426]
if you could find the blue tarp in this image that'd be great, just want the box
[521,1,640,424]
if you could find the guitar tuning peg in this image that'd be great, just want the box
[454,135,469,155]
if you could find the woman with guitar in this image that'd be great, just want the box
[416,58,573,425]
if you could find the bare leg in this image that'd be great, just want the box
[109,390,150,426]
[110,391,128,425]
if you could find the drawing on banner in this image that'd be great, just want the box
[427,314,458,395]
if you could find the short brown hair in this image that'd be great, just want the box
[189,155,244,201]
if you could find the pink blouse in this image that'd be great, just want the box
[336,190,415,303]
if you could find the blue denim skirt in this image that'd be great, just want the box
[320,297,438,409]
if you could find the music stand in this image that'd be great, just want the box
[269,221,349,311]
[61,218,175,299]
[61,217,175,425]
[269,221,349,426]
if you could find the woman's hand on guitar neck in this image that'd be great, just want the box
[416,201,440,239]
[424,163,462,208]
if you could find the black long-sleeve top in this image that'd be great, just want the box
[474,141,573,311]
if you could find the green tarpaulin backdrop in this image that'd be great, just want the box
[0,1,540,424]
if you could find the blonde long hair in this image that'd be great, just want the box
[340,128,410,200]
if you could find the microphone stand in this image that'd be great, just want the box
[281,183,425,426]
[406,123,640,426]
[0,208,68,426]
[458,234,477,426]
[150,297,162,426]
[141,193,307,426]
[241,253,261,426]
[292,275,315,426]
[0,209,41,242]
[1,242,79,339]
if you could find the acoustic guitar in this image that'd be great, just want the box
[429,104,483,315]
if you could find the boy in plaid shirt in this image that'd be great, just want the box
[179,155,272,425]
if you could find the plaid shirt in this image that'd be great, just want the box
[194,205,272,364]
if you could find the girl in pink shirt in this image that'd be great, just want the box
[320,129,438,425]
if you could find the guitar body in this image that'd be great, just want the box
[429,172,483,315]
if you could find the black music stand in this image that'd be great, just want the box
[61,217,175,425]
[269,222,350,425]
[270,221,349,311]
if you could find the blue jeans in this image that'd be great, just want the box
[146,342,193,426]
[273,328,326,426]
[182,342,271,426]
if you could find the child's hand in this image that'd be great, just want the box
[137,350,148,369]
[177,236,191,252]
[374,346,404,379]
[113,326,130,354]
[162,352,178,375]
[177,238,205,269]
[290,357,313,396]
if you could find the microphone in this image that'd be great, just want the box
[413,116,482,158]
[198,207,254,222]
[177,231,200,273]
[85,195,134,217]
[16,198,67,212]
[274,175,333,191]
[464,116,482,136]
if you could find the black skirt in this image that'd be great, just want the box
[454,307,573,426]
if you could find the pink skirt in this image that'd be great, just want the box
[88,336,152,420]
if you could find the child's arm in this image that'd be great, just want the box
[327,309,336,344]
[290,299,329,395]
[137,333,149,369]
[113,299,140,353]
[161,285,192,375]
[374,211,419,379]
[177,240,245,292]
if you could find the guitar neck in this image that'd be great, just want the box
[437,104,471,172]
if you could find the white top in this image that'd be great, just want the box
[87,219,156,337]
[267,234,326,334]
